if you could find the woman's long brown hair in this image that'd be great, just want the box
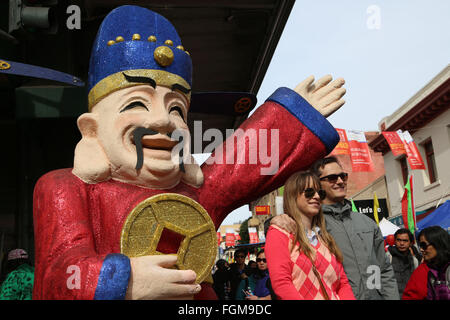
[283,171,343,263]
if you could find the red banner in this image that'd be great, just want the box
[217,232,222,246]
[225,230,235,247]
[331,128,350,155]
[382,131,406,156]
[346,130,374,172]
[255,205,270,215]
[248,227,259,244]
[398,130,426,170]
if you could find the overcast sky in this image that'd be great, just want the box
[211,0,450,226]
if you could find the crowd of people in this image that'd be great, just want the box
[213,156,450,301]
[1,156,449,301]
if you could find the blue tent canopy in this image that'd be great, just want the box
[416,200,450,233]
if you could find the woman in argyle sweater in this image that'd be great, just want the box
[265,171,355,300]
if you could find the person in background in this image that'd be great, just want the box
[386,228,422,297]
[229,248,248,300]
[236,250,272,300]
[248,260,257,271]
[418,226,450,300]
[265,171,355,300]
[268,156,399,300]
[0,249,34,300]
[212,259,232,300]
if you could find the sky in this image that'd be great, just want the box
[199,0,450,226]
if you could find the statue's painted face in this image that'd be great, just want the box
[91,83,190,188]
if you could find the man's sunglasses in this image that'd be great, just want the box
[419,242,432,250]
[303,188,326,200]
[256,258,266,263]
[319,172,348,183]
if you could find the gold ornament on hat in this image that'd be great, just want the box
[164,39,174,46]
[120,193,217,284]
[107,40,116,46]
[115,36,124,43]
[154,46,174,67]
[0,60,11,70]
[132,34,141,41]
[148,35,157,42]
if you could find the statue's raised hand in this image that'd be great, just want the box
[294,75,346,117]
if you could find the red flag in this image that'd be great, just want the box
[330,128,350,155]
[382,131,407,156]
[346,130,375,172]
[398,130,426,170]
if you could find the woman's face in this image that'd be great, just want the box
[419,235,437,262]
[296,179,322,218]
[256,252,267,271]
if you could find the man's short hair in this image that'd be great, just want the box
[234,248,246,258]
[394,228,414,243]
[310,156,342,177]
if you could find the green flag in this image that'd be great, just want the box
[351,199,357,212]
[401,176,416,234]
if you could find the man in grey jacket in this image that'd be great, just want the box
[268,156,399,300]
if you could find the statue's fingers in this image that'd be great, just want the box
[319,87,346,107]
[294,75,315,93]
[314,78,345,99]
[163,268,197,284]
[150,254,178,268]
[159,283,201,299]
[310,75,333,92]
[322,99,346,117]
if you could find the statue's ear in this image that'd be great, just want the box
[72,113,111,183]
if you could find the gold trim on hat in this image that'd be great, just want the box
[88,69,191,111]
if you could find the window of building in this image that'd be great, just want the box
[424,140,438,184]
[398,156,408,186]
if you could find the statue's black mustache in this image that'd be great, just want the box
[132,127,185,172]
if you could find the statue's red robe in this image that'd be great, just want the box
[32,87,339,299]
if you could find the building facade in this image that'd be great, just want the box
[370,65,450,224]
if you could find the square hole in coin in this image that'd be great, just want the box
[156,227,185,254]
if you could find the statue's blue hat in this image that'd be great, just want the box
[87,5,192,110]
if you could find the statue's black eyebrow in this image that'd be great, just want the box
[123,73,156,89]
[171,83,191,94]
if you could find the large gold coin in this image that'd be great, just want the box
[120,193,217,284]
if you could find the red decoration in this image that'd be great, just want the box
[385,234,395,247]
[255,205,270,215]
